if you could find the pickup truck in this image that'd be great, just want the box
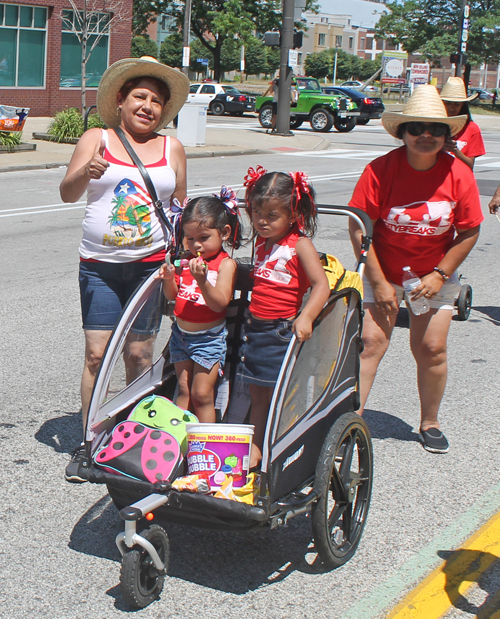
[255,76,360,133]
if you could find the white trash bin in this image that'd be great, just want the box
[176,104,207,147]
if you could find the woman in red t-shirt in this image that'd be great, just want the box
[349,85,483,454]
[440,77,486,170]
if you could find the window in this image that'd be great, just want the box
[360,37,365,49]
[318,33,326,46]
[335,35,342,47]
[60,10,110,88]
[349,37,354,49]
[200,84,215,94]
[0,3,47,87]
[189,84,200,93]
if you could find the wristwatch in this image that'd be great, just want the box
[433,267,449,281]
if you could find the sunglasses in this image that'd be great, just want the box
[405,122,448,137]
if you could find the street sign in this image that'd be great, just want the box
[182,46,190,67]
[409,63,430,85]
[381,51,408,84]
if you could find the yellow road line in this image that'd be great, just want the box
[387,510,500,619]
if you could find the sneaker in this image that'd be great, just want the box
[65,444,89,483]
[419,428,449,454]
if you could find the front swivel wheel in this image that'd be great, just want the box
[120,524,170,609]
[312,413,373,568]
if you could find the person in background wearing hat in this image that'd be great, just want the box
[60,57,189,482]
[440,76,485,170]
[349,84,483,454]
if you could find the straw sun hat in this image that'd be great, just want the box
[97,56,190,129]
[382,84,467,138]
[440,76,478,102]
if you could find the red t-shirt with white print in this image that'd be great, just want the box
[454,120,486,158]
[349,147,483,285]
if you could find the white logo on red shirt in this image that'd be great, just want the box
[385,201,454,236]
[177,268,219,306]
[254,243,294,285]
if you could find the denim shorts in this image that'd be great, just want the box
[237,317,294,387]
[79,260,164,333]
[169,321,227,372]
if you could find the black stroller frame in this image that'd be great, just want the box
[81,205,374,609]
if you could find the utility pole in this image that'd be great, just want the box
[182,0,192,76]
[275,0,294,135]
[455,0,469,78]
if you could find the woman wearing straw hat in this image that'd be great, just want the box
[349,84,483,453]
[60,56,189,481]
[440,76,485,170]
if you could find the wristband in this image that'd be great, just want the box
[433,267,449,282]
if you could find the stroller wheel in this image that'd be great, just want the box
[312,413,373,568]
[120,524,170,609]
[456,284,472,321]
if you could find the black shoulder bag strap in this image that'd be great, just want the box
[114,127,173,237]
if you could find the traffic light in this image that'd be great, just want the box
[450,52,467,65]
[264,31,280,47]
[293,30,303,49]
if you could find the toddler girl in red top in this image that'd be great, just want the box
[238,168,330,468]
[440,77,486,170]
[157,189,242,423]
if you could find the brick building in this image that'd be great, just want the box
[0,0,133,116]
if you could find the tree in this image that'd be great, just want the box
[159,32,183,68]
[304,49,378,82]
[132,0,171,36]
[375,0,500,67]
[131,35,159,58]
[60,0,127,119]
[244,36,268,77]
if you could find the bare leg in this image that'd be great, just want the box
[123,332,157,384]
[248,384,274,468]
[81,329,113,430]
[175,359,194,412]
[409,309,452,431]
[357,304,397,414]
[190,363,220,423]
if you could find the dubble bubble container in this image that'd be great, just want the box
[185,424,254,489]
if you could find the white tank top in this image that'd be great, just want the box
[79,130,176,262]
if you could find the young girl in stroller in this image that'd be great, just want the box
[237,167,330,468]
[157,190,243,423]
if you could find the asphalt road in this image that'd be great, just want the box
[1,117,500,618]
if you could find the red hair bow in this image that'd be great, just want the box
[243,165,267,201]
[289,171,316,229]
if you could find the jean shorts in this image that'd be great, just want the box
[169,321,227,372]
[237,317,294,387]
[79,260,164,333]
[362,272,462,311]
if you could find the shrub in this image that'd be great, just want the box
[48,107,83,141]
[0,131,22,151]
[48,107,105,141]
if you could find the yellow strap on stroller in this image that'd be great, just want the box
[321,254,363,297]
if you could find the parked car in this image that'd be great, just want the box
[340,80,379,93]
[186,83,255,115]
[469,87,495,102]
[256,76,360,132]
[382,83,411,94]
[321,86,384,125]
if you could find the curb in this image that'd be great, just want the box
[0,135,330,173]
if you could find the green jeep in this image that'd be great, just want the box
[256,77,360,133]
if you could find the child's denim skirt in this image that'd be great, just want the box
[169,321,227,372]
[237,316,294,387]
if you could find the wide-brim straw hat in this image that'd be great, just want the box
[97,56,190,129]
[440,76,478,102]
[382,84,467,138]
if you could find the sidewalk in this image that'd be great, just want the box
[0,116,329,173]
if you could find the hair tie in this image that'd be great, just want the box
[214,185,239,216]
[243,165,267,201]
[289,171,316,230]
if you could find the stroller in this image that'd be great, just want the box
[80,205,374,609]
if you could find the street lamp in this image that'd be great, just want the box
[333,43,341,85]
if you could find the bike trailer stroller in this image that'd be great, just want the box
[79,205,374,609]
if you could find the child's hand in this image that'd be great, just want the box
[156,263,175,280]
[190,255,207,282]
[292,315,313,342]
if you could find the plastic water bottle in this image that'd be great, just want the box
[402,267,429,315]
